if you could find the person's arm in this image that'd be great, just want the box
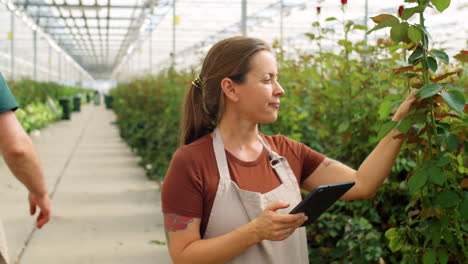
[0,110,51,228]
[165,201,307,264]
[301,92,416,200]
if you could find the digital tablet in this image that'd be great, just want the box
[290,181,355,227]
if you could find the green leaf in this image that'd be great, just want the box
[149,239,166,245]
[432,0,451,12]
[417,25,432,40]
[397,118,412,133]
[391,22,409,44]
[367,16,399,34]
[401,5,426,20]
[423,249,437,264]
[442,230,453,243]
[385,228,402,252]
[460,195,468,219]
[325,17,337,22]
[377,121,397,141]
[438,248,449,264]
[408,169,428,193]
[378,99,393,119]
[429,221,442,247]
[371,14,395,23]
[454,52,468,63]
[408,47,424,64]
[415,83,442,99]
[443,83,464,92]
[430,49,449,63]
[435,155,452,167]
[441,90,465,115]
[408,25,422,43]
[435,191,459,208]
[427,56,438,72]
[353,24,367,31]
[305,33,316,40]
[428,167,444,185]
[337,120,349,133]
[445,133,458,152]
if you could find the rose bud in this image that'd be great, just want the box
[398,5,404,17]
[341,0,347,5]
[316,6,321,14]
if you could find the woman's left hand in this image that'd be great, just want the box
[392,90,417,122]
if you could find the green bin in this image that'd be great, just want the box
[58,98,71,120]
[104,95,113,109]
[93,92,100,105]
[73,96,81,112]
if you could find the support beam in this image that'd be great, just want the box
[58,52,62,81]
[33,29,37,80]
[48,44,52,81]
[364,0,368,48]
[149,33,152,74]
[280,0,284,44]
[28,15,137,20]
[41,25,138,30]
[241,0,247,36]
[10,12,15,80]
[172,0,176,68]
[13,3,146,9]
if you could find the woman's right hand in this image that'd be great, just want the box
[252,201,308,241]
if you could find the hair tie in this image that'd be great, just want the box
[192,76,202,89]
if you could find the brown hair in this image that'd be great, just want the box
[180,36,271,146]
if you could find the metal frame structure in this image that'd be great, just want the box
[6,0,172,79]
[1,0,465,81]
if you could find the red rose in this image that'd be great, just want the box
[316,6,321,14]
[341,0,347,5]
[398,5,404,17]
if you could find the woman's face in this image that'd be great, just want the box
[236,50,285,124]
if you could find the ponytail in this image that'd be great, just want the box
[179,81,218,146]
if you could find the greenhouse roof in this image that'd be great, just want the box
[2,0,467,80]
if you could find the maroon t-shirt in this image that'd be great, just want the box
[161,133,325,237]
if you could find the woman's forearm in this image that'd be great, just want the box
[173,221,261,264]
[355,129,404,197]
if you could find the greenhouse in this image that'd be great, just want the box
[0,0,466,263]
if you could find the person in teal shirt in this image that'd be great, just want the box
[0,73,51,264]
[0,73,19,113]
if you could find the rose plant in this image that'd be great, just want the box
[368,0,467,263]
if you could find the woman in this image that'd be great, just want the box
[161,36,414,264]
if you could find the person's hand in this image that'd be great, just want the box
[251,201,307,241]
[392,90,418,122]
[28,192,52,228]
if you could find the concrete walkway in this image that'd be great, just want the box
[0,102,171,264]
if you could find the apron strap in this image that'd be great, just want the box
[258,134,298,186]
[257,134,283,165]
[212,128,231,184]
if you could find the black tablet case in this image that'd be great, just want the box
[290,181,355,226]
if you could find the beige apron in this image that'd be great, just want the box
[0,220,9,264]
[203,128,308,264]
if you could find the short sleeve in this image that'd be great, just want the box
[282,136,325,182]
[161,147,204,218]
[0,73,19,113]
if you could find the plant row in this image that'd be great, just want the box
[7,79,91,132]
